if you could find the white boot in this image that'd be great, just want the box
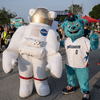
[34,79,50,96]
[19,78,33,98]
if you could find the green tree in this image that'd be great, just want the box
[54,4,83,22]
[89,4,100,19]
[54,15,67,22]
[68,4,83,17]
[0,7,17,25]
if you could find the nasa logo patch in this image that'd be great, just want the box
[40,29,48,36]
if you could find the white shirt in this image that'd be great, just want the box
[64,37,90,68]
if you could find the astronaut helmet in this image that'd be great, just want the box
[29,7,57,26]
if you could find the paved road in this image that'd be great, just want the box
[0,46,100,100]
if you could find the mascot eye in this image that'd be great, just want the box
[76,23,79,26]
[68,25,71,28]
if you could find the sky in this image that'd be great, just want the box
[0,0,100,22]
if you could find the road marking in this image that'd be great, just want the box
[89,71,100,91]
[76,71,100,91]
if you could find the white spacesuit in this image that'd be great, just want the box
[2,7,62,98]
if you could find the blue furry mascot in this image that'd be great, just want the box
[60,14,99,100]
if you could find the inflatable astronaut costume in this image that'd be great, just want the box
[2,7,62,98]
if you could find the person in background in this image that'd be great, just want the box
[84,24,89,39]
[0,26,4,49]
[56,23,63,41]
[11,24,16,34]
[94,29,98,34]
[6,27,14,48]
[1,26,9,50]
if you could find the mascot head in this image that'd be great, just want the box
[29,7,57,26]
[61,14,87,41]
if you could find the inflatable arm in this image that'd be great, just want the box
[89,30,99,50]
[2,26,26,74]
[3,50,19,73]
[46,53,62,78]
[45,29,62,78]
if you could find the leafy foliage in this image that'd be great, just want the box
[68,4,83,17]
[0,7,17,25]
[54,4,83,22]
[54,15,67,22]
[89,4,100,19]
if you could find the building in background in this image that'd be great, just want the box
[10,17,24,29]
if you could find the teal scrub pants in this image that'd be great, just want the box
[65,64,90,93]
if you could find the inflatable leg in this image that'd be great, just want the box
[19,78,33,98]
[18,55,33,98]
[32,58,50,96]
[34,79,50,96]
